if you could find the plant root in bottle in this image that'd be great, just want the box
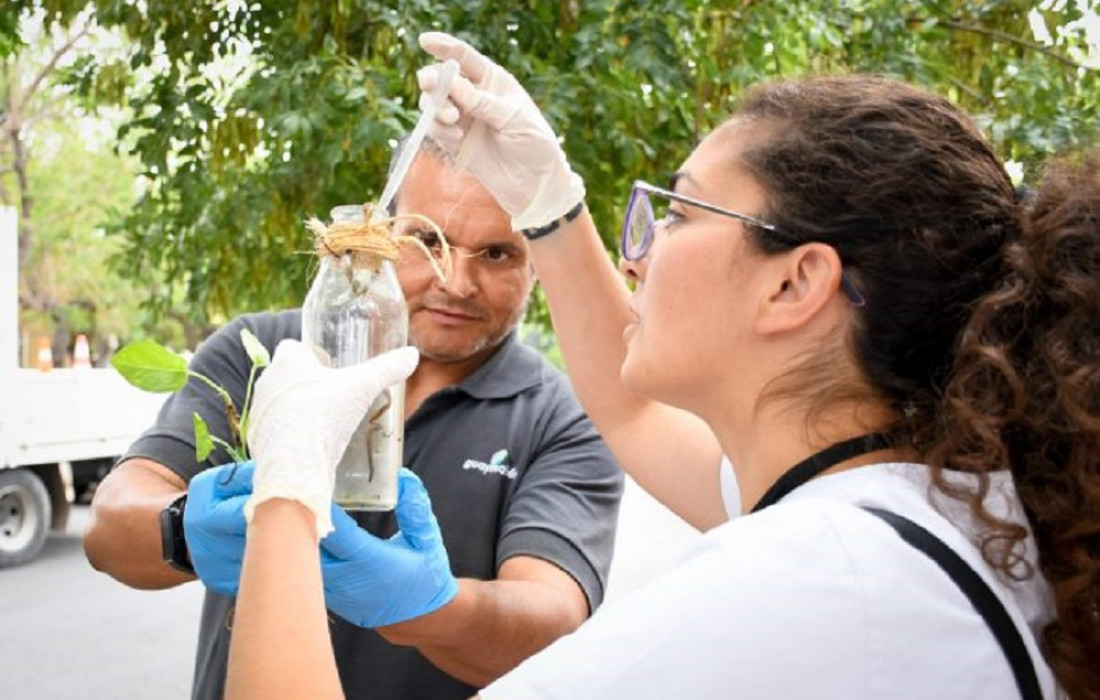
[300,203,449,511]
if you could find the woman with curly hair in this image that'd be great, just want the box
[220,34,1099,700]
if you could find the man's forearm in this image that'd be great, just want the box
[378,576,587,687]
[84,459,194,589]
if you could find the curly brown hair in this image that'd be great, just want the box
[731,76,1100,699]
[943,157,1100,699]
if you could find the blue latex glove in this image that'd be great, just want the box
[184,461,254,596]
[320,468,459,627]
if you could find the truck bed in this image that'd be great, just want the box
[1,367,167,469]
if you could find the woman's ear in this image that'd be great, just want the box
[755,243,846,335]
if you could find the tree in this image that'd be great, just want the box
[1,9,194,363]
[18,116,184,360]
[2,11,102,362]
[15,0,1100,331]
[2,15,91,267]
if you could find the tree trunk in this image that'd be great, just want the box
[51,309,71,369]
[12,130,33,272]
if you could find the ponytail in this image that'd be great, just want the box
[939,153,1100,700]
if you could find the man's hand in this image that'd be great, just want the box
[320,469,458,628]
[246,340,418,538]
[417,31,585,233]
[184,461,253,596]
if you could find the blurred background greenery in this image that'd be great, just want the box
[2,0,1097,364]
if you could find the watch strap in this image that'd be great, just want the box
[160,494,195,574]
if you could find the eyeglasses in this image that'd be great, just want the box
[620,180,866,307]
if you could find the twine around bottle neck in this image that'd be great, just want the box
[305,202,451,282]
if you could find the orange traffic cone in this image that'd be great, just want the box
[35,336,53,372]
[73,334,91,369]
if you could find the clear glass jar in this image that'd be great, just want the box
[301,205,409,511]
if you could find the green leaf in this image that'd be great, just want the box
[111,340,189,392]
[193,412,213,462]
[240,328,271,368]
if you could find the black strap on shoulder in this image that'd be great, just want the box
[751,433,893,513]
[861,507,1042,700]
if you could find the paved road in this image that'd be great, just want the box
[0,478,699,699]
[0,505,205,699]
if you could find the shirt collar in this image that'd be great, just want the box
[455,331,543,399]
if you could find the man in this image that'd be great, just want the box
[83,142,624,700]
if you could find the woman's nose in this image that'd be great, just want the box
[618,255,645,283]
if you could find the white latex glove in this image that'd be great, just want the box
[417,31,585,233]
[244,340,419,538]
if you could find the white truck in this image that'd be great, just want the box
[0,206,166,567]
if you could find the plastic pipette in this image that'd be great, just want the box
[373,59,460,220]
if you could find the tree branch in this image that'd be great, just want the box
[22,17,94,106]
[940,72,987,104]
[927,17,1084,71]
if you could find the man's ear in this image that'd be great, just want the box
[754,244,845,335]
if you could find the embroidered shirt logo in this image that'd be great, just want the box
[462,449,518,480]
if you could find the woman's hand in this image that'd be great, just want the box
[245,340,418,537]
[417,31,585,233]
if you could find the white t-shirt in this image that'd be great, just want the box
[482,463,1059,699]
[719,455,741,518]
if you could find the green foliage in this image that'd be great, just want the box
[19,120,157,335]
[240,328,272,368]
[109,338,189,392]
[17,0,1100,334]
[2,20,193,355]
[236,328,270,450]
[193,411,214,462]
[112,328,267,463]
[0,10,23,58]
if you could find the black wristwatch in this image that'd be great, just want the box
[160,494,195,574]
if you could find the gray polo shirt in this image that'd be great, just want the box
[124,309,624,700]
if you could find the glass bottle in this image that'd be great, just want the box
[300,204,409,511]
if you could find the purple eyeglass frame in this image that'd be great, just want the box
[621,180,866,308]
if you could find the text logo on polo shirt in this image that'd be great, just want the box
[462,449,517,480]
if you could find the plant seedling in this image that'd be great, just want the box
[111,329,270,463]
